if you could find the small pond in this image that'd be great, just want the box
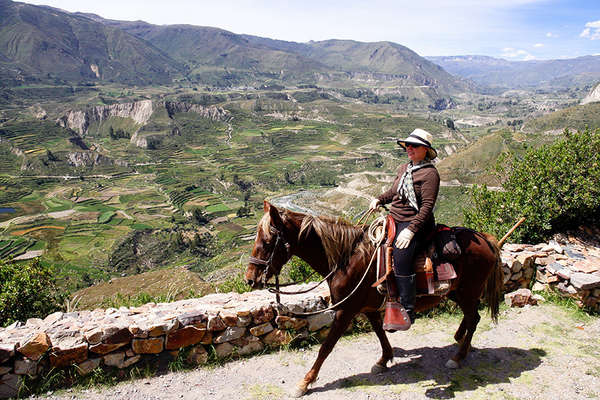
[0,207,16,214]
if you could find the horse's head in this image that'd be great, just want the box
[245,201,295,289]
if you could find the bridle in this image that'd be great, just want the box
[247,218,381,316]
[248,226,292,293]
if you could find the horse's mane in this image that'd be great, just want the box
[259,208,373,269]
[299,214,372,269]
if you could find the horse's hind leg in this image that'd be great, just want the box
[294,308,355,397]
[365,311,393,373]
[447,298,481,369]
[454,318,468,344]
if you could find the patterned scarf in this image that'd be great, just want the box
[397,160,433,211]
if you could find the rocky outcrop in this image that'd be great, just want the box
[164,101,230,121]
[65,152,127,168]
[581,83,600,105]
[56,101,230,147]
[56,100,154,136]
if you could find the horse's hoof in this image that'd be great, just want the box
[291,385,308,398]
[371,363,388,374]
[445,359,460,369]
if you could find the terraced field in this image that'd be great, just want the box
[1,83,585,302]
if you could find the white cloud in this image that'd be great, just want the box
[546,32,558,38]
[533,43,544,47]
[580,20,600,40]
[501,47,535,60]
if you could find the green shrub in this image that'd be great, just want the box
[464,128,600,242]
[287,256,314,283]
[0,259,66,327]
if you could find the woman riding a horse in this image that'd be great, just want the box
[370,128,440,331]
[245,128,502,396]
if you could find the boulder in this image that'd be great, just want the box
[0,344,15,364]
[17,332,51,361]
[121,355,141,368]
[504,288,537,307]
[75,358,101,376]
[14,359,37,376]
[101,327,132,344]
[249,322,274,337]
[220,312,239,327]
[262,329,292,347]
[238,340,264,356]
[84,328,103,345]
[0,374,21,399]
[213,327,246,344]
[103,352,125,367]
[251,306,274,324]
[207,315,226,331]
[165,326,206,350]
[570,273,600,290]
[214,342,234,358]
[49,336,88,368]
[89,342,127,355]
[275,316,308,330]
[186,346,208,365]
[557,282,578,295]
[307,311,335,331]
[177,312,206,327]
[132,337,164,354]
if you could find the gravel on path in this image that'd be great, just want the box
[32,302,600,400]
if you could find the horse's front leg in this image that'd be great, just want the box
[365,311,393,373]
[293,308,355,397]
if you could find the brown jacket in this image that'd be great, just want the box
[377,163,440,237]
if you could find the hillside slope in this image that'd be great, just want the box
[0,0,182,84]
[523,102,600,133]
[91,15,471,93]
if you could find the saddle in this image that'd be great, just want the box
[373,217,458,297]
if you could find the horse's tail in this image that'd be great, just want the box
[482,233,503,323]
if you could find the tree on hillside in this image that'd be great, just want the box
[464,128,600,243]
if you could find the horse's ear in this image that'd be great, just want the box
[263,200,271,213]
[268,203,284,229]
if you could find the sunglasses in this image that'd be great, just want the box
[405,143,423,149]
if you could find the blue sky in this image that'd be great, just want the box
[24,0,600,60]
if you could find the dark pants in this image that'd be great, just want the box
[391,221,419,318]
[392,221,420,277]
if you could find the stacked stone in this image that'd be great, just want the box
[0,284,333,399]
[501,239,600,310]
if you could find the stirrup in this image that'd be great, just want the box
[383,301,411,332]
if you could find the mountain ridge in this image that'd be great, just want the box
[428,54,600,89]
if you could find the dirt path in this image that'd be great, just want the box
[33,303,600,400]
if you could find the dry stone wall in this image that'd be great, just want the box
[0,285,332,398]
[501,237,600,310]
[2,236,600,397]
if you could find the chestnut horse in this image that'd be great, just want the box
[245,201,503,397]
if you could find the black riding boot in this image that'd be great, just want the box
[396,274,416,324]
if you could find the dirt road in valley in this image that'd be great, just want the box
[33,303,600,400]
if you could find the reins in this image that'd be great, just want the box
[250,211,387,316]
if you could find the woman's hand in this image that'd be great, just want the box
[395,228,414,249]
[369,198,380,211]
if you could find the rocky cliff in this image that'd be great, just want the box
[581,82,600,105]
[164,101,230,121]
[57,101,230,140]
[56,100,154,136]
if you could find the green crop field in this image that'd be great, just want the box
[0,78,587,307]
